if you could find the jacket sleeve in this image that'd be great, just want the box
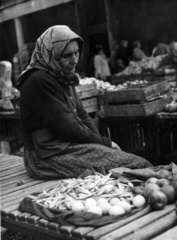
[25,72,111,148]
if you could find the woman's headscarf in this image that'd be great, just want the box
[16,25,83,89]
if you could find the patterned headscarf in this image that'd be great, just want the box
[17,25,83,89]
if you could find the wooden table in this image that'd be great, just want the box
[1,154,177,240]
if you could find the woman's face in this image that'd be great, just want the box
[59,40,80,73]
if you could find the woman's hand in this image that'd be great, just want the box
[111,141,121,151]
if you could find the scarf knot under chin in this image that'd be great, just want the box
[57,71,80,86]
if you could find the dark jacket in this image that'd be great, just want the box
[19,70,111,157]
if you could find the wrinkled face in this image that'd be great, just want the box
[59,40,79,73]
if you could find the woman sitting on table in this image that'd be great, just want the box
[16,25,152,180]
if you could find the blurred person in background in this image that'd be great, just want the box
[93,44,111,80]
[133,40,147,61]
[154,41,177,74]
[114,40,130,68]
[152,42,170,57]
[110,42,120,74]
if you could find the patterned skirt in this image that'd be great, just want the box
[24,143,152,180]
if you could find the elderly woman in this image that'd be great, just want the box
[16,25,152,180]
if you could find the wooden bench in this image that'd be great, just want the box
[1,153,177,240]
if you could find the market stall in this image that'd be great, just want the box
[95,54,177,165]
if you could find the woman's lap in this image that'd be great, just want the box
[24,143,152,179]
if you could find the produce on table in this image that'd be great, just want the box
[132,195,146,208]
[98,202,111,215]
[156,178,170,187]
[109,197,121,206]
[88,206,103,215]
[164,101,177,113]
[79,76,149,92]
[148,190,167,210]
[34,172,144,216]
[33,169,176,215]
[145,177,158,185]
[115,56,164,76]
[143,183,160,199]
[71,201,84,212]
[132,186,144,195]
[169,176,177,199]
[143,170,176,210]
[115,200,132,212]
[109,205,125,216]
[160,185,176,203]
[155,169,171,179]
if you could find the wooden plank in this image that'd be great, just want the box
[18,212,32,222]
[1,172,30,183]
[97,204,175,240]
[59,225,76,235]
[0,165,25,177]
[1,161,24,171]
[1,179,45,195]
[1,215,67,240]
[85,105,98,114]
[0,154,23,162]
[1,180,60,202]
[103,96,172,117]
[125,210,177,240]
[0,157,23,166]
[0,161,24,171]
[1,204,21,217]
[48,222,61,232]
[151,225,177,240]
[77,90,98,99]
[0,169,27,181]
[1,176,34,189]
[27,215,41,225]
[0,0,73,23]
[82,98,97,108]
[85,206,151,240]
[76,84,96,93]
[38,219,50,228]
[1,196,25,209]
[103,80,170,103]
[72,226,95,239]
[8,210,22,220]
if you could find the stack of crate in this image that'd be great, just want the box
[75,82,99,128]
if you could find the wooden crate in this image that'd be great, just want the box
[107,73,154,85]
[103,80,170,103]
[76,83,98,99]
[76,83,98,113]
[101,96,172,117]
[81,97,98,113]
[76,83,99,128]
